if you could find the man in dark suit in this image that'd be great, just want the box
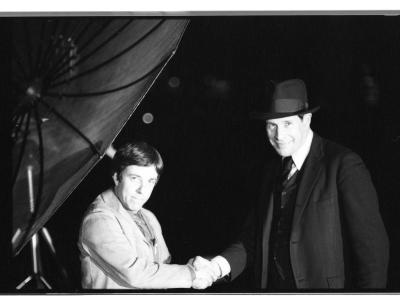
[192,79,389,290]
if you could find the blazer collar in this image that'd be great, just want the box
[100,189,153,245]
[101,189,126,214]
[100,189,141,226]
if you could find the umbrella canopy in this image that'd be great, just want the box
[11,18,189,255]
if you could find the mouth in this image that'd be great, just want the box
[275,141,289,148]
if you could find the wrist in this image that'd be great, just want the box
[211,259,223,279]
[211,255,231,278]
[187,264,196,283]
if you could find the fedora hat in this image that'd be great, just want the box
[250,79,319,120]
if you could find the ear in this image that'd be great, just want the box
[112,172,119,186]
[303,113,312,127]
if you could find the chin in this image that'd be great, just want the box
[275,148,288,156]
[126,204,141,212]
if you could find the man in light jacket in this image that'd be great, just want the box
[78,141,214,289]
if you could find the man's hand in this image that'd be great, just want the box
[188,256,221,289]
[105,144,116,159]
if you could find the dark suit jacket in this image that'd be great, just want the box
[221,133,389,289]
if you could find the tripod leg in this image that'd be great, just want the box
[31,234,39,274]
[16,165,53,290]
[39,276,52,289]
[40,227,72,288]
[16,275,33,290]
[41,227,56,255]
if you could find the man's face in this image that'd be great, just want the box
[113,165,158,213]
[266,114,311,157]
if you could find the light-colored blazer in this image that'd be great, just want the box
[78,189,192,289]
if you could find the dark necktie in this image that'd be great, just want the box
[130,211,155,243]
[281,156,293,185]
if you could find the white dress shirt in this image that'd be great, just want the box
[286,130,313,179]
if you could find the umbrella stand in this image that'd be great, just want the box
[15,164,63,290]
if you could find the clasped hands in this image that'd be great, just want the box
[187,256,221,289]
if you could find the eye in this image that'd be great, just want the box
[148,179,157,185]
[266,123,276,131]
[284,121,292,127]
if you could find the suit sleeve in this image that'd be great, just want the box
[80,211,192,289]
[220,206,257,280]
[338,151,389,288]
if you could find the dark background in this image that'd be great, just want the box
[7,15,400,292]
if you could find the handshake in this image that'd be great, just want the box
[187,256,223,289]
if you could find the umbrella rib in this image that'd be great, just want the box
[75,19,113,56]
[40,20,84,81]
[30,103,45,222]
[49,19,132,83]
[38,20,73,77]
[40,21,75,79]
[12,110,32,187]
[48,20,113,81]
[43,19,96,81]
[37,98,102,157]
[11,111,26,144]
[37,19,61,76]
[45,54,171,98]
[49,19,165,88]
[42,39,76,81]
[67,19,87,43]
[73,19,94,45]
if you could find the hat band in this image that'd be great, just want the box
[270,98,308,113]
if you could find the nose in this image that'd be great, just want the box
[136,182,143,194]
[274,125,284,140]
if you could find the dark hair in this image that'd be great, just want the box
[111,141,163,181]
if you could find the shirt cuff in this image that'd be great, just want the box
[211,255,231,278]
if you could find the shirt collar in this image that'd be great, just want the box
[291,130,313,171]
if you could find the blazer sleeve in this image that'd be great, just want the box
[338,151,389,288]
[220,206,257,280]
[80,211,193,289]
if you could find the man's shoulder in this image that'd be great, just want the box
[79,191,120,242]
[140,207,159,223]
[84,189,117,217]
[317,135,354,156]
[316,135,363,164]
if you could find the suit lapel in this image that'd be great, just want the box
[292,134,324,230]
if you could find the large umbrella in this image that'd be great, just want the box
[11,17,189,255]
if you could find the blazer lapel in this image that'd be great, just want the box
[101,189,149,246]
[292,134,324,231]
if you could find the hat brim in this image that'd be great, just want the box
[250,106,320,120]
